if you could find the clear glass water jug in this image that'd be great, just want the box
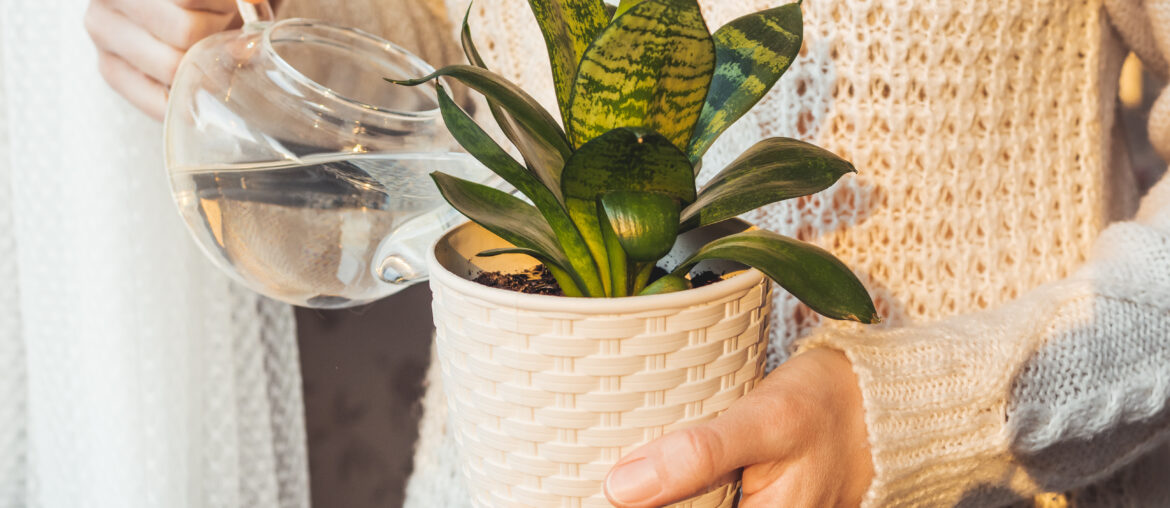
[164,3,489,308]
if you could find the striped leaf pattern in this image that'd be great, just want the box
[568,0,715,151]
[674,230,880,323]
[681,137,853,229]
[528,0,610,123]
[561,127,696,295]
[437,85,605,296]
[389,64,573,192]
[688,3,804,161]
[460,9,568,190]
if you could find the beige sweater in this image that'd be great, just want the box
[406,0,1170,506]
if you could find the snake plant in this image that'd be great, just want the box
[392,0,879,323]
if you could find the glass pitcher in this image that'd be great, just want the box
[164,2,490,308]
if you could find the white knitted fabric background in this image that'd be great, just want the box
[0,1,311,507]
[0,2,27,505]
[405,1,1170,506]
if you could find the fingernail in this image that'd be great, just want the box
[605,457,661,505]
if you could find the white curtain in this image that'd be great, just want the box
[0,2,311,508]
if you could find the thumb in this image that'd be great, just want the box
[603,371,804,508]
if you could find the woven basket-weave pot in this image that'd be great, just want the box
[428,219,773,508]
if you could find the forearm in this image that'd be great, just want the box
[799,176,1170,507]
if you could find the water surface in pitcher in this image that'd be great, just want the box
[171,152,485,308]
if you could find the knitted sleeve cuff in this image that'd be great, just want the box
[794,284,1080,507]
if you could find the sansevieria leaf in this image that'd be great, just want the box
[436,85,606,297]
[389,65,572,191]
[688,2,803,161]
[568,0,715,151]
[561,128,697,203]
[561,127,696,294]
[527,0,610,124]
[600,191,680,262]
[681,137,854,229]
[674,230,879,323]
[639,274,690,295]
[459,9,567,188]
[614,0,642,17]
[430,172,589,293]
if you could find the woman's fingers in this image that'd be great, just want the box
[107,0,235,49]
[741,462,830,508]
[96,50,169,121]
[603,348,873,508]
[603,365,811,507]
[85,2,185,84]
[169,0,238,14]
[86,0,239,120]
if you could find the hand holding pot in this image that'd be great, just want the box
[604,349,875,508]
[84,0,241,120]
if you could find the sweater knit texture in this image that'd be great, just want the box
[406,0,1170,506]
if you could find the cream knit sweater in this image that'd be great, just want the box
[406,0,1170,506]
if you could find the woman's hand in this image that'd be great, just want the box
[604,348,875,508]
[84,0,240,120]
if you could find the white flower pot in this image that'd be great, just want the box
[428,218,773,508]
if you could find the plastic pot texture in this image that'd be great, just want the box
[428,218,773,507]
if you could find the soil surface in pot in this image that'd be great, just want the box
[472,265,726,296]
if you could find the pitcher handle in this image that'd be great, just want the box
[236,0,275,27]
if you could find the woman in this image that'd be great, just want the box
[87,0,1170,506]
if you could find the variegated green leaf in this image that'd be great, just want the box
[561,127,697,203]
[568,0,715,151]
[528,0,610,124]
[560,127,696,295]
[436,85,606,296]
[598,203,628,296]
[614,0,641,16]
[461,7,570,184]
[674,230,879,323]
[639,274,690,295]
[681,137,853,229]
[688,3,803,161]
[430,172,570,274]
[389,65,572,191]
[453,18,559,189]
[600,191,680,262]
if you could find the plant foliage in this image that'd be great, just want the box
[391,0,879,323]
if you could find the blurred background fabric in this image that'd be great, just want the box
[0,1,310,507]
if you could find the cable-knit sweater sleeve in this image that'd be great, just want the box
[799,176,1170,507]
[798,2,1170,505]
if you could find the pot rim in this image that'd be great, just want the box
[428,220,768,314]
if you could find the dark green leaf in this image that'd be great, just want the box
[561,127,697,204]
[560,128,696,289]
[527,0,610,124]
[639,274,691,295]
[600,191,679,262]
[681,137,854,229]
[435,86,606,296]
[568,0,715,150]
[390,65,572,190]
[675,230,878,323]
[688,3,803,161]
[460,8,570,186]
[429,172,582,287]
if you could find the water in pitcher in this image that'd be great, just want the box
[170,152,486,308]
